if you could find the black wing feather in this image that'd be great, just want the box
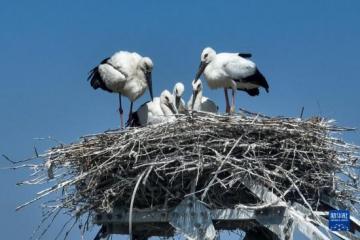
[88,57,112,93]
[100,57,110,64]
[242,68,269,92]
[242,88,260,96]
[230,86,260,96]
[238,53,252,58]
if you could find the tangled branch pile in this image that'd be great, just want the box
[18,111,359,236]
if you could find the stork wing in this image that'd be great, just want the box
[97,63,127,90]
[223,54,257,79]
[108,51,142,78]
[221,53,269,92]
[87,57,110,81]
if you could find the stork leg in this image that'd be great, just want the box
[224,88,231,114]
[118,94,124,129]
[230,80,237,114]
[127,101,134,126]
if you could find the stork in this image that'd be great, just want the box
[173,82,186,114]
[194,47,269,113]
[129,90,177,127]
[187,79,218,113]
[88,51,154,128]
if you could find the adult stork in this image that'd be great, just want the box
[173,82,186,114]
[88,51,154,128]
[129,90,178,127]
[194,47,269,113]
[187,79,218,113]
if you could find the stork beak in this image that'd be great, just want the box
[175,96,180,109]
[191,90,199,110]
[194,61,207,80]
[146,71,153,101]
[168,102,178,115]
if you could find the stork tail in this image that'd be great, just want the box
[243,68,269,93]
[88,57,112,92]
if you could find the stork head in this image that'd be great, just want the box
[195,47,216,81]
[173,82,185,98]
[192,79,202,92]
[191,79,202,109]
[139,57,154,101]
[160,90,177,115]
[173,82,185,110]
[140,57,153,71]
[201,47,216,63]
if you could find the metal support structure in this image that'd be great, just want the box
[241,178,360,240]
[93,181,360,240]
[169,197,217,239]
[94,199,287,239]
[95,206,286,227]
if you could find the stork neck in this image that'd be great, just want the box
[134,66,147,85]
[160,103,174,116]
[127,69,147,98]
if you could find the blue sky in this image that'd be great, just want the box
[0,0,359,239]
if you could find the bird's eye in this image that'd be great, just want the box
[165,96,169,101]
[204,53,208,58]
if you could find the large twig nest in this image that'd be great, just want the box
[17,111,359,238]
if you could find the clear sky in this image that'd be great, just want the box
[1,0,359,239]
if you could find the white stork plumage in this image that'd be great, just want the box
[194,47,269,113]
[173,82,186,114]
[88,51,154,128]
[129,90,177,127]
[187,79,218,113]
